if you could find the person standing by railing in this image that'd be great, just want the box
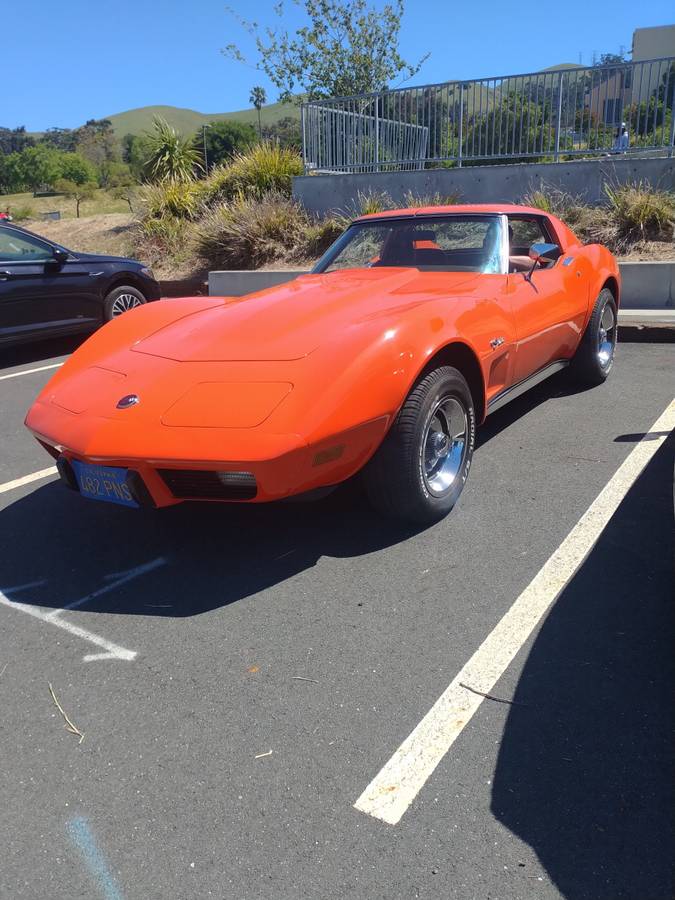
[612,123,630,153]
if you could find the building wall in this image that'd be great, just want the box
[632,25,675,61]
[293,156,675,215]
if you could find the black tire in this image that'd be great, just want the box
[103,285,147,322]
[569,288,617,386]
[364,366,475,524]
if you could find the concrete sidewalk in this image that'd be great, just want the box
[618,308,675,341]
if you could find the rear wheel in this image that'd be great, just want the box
[364,366,475,524]
[104,285,146,321]
[569,288,617,385]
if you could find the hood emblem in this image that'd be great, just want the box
[116,394,140,409]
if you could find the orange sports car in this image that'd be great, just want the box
[25,204,620,523]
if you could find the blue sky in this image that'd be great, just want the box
[4,0,674,131]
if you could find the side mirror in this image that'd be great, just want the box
[525,242,560,283]
[528,242,560,265]
[52,247,69,265]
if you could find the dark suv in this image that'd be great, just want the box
[0,222,161,346]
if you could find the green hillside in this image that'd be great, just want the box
[106,100,299,137]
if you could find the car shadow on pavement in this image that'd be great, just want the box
[1,370,606,619]
[491,433,674,900]
[0,478,420,617]
[475,369,594,450]
[1,334,88,370]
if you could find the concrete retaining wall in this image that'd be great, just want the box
[618,261,674,309]
[208,269,309,296]
[207,269,308,297]
[209,262,675,310]
[292,156,675,216]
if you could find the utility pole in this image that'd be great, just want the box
[202,124,211,173]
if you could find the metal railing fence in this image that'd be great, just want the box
[301,57,675,172]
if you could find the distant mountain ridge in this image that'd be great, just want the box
[105,101,299,137]
[90,63,587,138]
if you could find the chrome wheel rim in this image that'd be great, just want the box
[111,293,142,317]
[421,395,468,496]
[597,302,616,368]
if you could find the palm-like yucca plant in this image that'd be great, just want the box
[144,117,202,183]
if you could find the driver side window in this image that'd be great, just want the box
[0,229,53,262]
[507,217,554,273]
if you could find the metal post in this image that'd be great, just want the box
[669,78,675,158]
[553,71,564,162]
[300,104,307,174]
[457,83,464,167]
[374,98,380,172]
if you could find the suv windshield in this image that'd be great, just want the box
[313,215,506,275]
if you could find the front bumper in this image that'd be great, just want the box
[28,402,388,508]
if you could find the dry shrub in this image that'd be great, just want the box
[402,189,462,208]
[523,181,675,252]
[195,193,307,270]
[198,142,304,206]
[603,181,675,248]
[138,180,200,221]
[295,217,344,261]
[132,216,192,266]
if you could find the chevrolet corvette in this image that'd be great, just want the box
[25,204,620,523]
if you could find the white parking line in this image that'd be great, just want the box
[354,397,675,826]
[0,584,137,662]
[0,467,58,495]
[47,558,167,619]
[0,362,63,381]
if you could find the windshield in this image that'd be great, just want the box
[313,215,506,275]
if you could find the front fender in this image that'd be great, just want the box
[280,306,479,448]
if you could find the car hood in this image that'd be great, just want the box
[73,251,144,266]
[132,268,481,362]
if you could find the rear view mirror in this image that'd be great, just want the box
[52,247,68,265]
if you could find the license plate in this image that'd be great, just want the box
[71,461,139,508]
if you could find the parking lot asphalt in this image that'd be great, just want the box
[1,336,673,900]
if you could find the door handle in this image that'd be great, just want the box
[0,270,12,281]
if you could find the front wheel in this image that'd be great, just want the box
[103,285,147,322]
[363,366,476,524]
[569,288,617,385]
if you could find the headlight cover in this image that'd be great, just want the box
[140,266,155,280]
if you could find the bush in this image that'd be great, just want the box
[604,181,675,247]
[9,204,35,221]
[198,142,303,205]
[524,181,675,252]
[402,189,461,208]
[295,217,344,260]
[133,216,192,266]
[195,193,307,269]
[139,180,201,221]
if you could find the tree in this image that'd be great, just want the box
[0,126,34,155]
[74,118,119,168]
[122,133,154,180]
[262,116,302,150]
[105,163,137,211]
[195,120,256,168]
[594,52,627,67]
[223,0,429,101]
[42,127,77,151]
[249,86,267,138]
[11,145,64,191]
[143,117,202,183]
[59,152,97,185]
[55,178,97,218]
